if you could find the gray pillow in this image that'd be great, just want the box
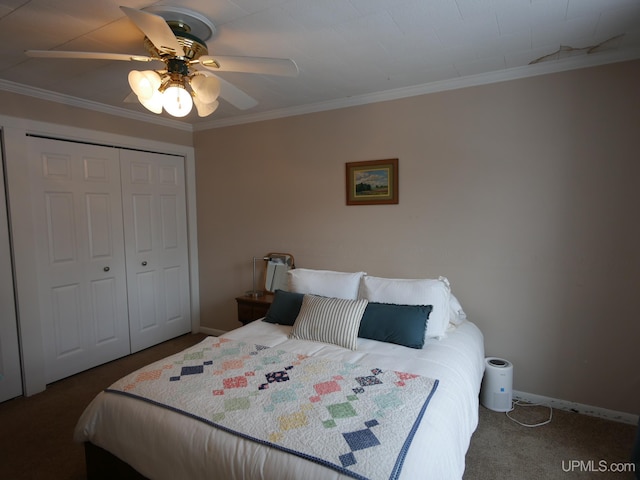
[358,303,432,349]
[263,290,304,326]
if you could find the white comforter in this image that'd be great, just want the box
[74,320,484,480]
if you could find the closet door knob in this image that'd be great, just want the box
[103,266,110,272]
[141,261,148,266]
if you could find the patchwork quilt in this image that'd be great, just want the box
[106,337,439,480]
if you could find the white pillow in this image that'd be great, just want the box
[287,268,366,300]
[289,295,368,350]
[359,275,451,339]
[449,293,467,326]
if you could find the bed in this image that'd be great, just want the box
[74,270,485,480]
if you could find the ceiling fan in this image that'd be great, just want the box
[25,6,299,118]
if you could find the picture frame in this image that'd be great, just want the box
[346,158,398,205]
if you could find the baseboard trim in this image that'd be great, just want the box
[513,390,639,426]
[198,326,227,337]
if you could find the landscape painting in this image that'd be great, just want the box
[346,158,398,205]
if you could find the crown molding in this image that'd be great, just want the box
[0,79,193,132]
[2,47,639,133]
[194,48,640,130]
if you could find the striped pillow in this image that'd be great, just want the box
[289,295,368,350]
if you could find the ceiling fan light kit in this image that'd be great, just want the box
[193,98,219,117]
[25,6,299,119]
[138,93,163,114]
[190,74,220,104]
[128,70,161,99]
[162,82,193,117]
[126,8,219,118]
[128,56,220,117]
[129,68,221,118]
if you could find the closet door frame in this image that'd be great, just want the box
[2,115,199,396]
[0,128,23,401]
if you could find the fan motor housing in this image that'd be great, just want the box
[141,5,214,62]
[166,58,190,76]
[143,30,208,62]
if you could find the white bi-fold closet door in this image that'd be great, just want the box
[120,149,191,353]
[27,136,190,384]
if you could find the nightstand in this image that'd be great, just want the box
[235,292,274,325]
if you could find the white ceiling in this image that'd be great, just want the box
[1,0,640,130]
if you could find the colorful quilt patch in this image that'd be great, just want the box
[107,338,439,480]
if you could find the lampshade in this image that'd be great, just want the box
[193,98,219,117]
[190,75,220,104]
[138,89,163,114]
[162,83,193,117]
[128,70,161,100]
[129,69,223,118]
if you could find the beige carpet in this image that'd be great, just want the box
[465,404,636,480]
[0,333,208,480]
[0,332,636,480]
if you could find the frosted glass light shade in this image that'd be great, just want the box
[162,85,193,117]
[128,70,161,100]
[190,75,220,104]
[139,90,163,114]
[193,97,219,117]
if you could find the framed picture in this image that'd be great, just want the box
[346,158,398,205]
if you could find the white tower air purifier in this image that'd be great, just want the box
[480,357,513,412]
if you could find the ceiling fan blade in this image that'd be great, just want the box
[217,75,258,110]
[120,6,183,56]
[25,50,156,62]
[199,55,299,77]
[197,71,257,110]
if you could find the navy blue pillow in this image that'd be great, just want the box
[358,303,433,349]
[263,290,304,326]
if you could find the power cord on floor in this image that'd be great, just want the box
[506,399,553,427]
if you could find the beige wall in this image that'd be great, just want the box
[0,91,193,146]
[195,60,640,415]
[3,60,636,413]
